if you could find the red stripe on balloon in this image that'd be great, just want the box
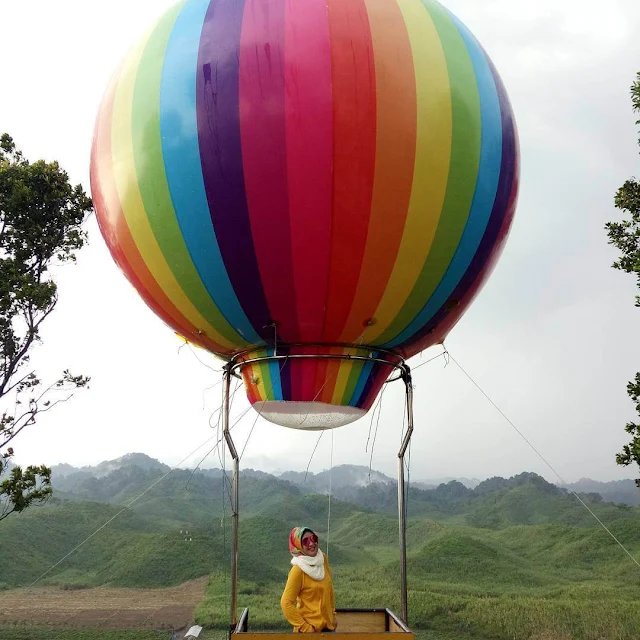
[91,69,226,355]
[338,0,416,343]
[321,0,377,342]
[300,346,319,402]
[284,0,333,343]
[240,0,299,341]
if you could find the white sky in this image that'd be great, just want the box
[1,0,639,484]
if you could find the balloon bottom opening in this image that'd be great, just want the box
[256,401,366,430]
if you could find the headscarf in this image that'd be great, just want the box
[288,526,325,580]
[288,526,315,557]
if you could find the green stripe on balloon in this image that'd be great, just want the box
[256,349,275,402]
[341,359,366,406]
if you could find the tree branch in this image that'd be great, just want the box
[2,369,35,397]
[0,298,56,398]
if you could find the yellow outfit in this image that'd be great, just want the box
[281,554,336,633]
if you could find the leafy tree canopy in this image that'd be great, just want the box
[0,134,92,521]
[606,74,640,485]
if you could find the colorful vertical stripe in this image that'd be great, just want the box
[237,346,400,414]
[92,0,519,416]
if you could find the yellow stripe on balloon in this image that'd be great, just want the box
[249,360,268,401]
[110,22,237,352]
[330,348,356,406]
[362,0,452,343]
[254,350,270,401]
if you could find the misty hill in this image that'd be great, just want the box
[52,452,170,480]
[48,451,640,505]
[564,478,640,507]
[50,454,640,507]
[0,455,633,585]
[280,464,394,493]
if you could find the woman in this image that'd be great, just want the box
[281,527,337,633]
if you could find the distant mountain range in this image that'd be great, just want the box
[3,452,640,639]
[52,452,171,478]
[2,450,639,594]
[50,453,640,506]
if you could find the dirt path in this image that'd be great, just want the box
[0,577,207,631]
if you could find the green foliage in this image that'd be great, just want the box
[605,74,640,483]
[0,133,92,520]
[607,176,640,304]
[615,373,640,486]
[0,463,52,521]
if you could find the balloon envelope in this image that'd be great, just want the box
[91,0,519,429]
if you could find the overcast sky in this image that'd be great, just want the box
[0,0,639,485]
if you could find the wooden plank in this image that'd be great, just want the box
[235,634,413,640]
[388,619,407,634]
[233,607,413,638]
[337,610,387,632]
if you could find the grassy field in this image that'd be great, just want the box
[194,512,640,640]
[3,469,640,639]
[0,629,173,640]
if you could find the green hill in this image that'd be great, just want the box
[3,459,640,639]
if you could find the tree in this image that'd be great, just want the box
[606,73,640,485]
[0,134,92,520]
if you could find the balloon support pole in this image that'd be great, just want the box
[397,368,413,625]
[222,367,240,637]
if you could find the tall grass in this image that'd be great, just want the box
[195,513,640,640]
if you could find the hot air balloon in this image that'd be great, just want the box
[90,0,519,632]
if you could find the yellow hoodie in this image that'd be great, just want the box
[281,554,336,632]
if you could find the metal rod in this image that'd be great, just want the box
[397,368,414,625]
[229,352,405,377]
[230,341,405,365]
[222,368,239,635]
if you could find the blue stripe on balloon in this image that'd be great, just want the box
[267,348,283,401]
[349,357,376,407]
[393,56,518,354]
[160,0,262,344]
[383,9,502,349]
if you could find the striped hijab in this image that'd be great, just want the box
[288,526,316,557]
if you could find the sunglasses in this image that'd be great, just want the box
[301,534,318,546]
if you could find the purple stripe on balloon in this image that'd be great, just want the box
[358,363,393,411]
[397,55,518,354]
[197,0,271,341]
[353,359,380,408]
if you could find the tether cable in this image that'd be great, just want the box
[29,402,255,587]
[446,351,640,570]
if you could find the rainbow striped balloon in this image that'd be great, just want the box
[91,0,519,429]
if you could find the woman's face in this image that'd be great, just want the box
[301,531,319,557]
